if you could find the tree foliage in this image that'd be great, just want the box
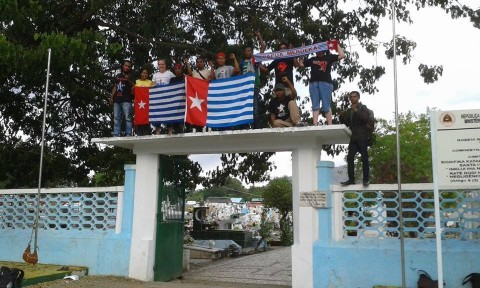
[1,0,477,187]
[367,111,432,183]
[262,176,293,245]
[262,177,292,217]
[187,177,248,201]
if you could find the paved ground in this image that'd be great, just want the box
[30,246,292,288]
[182,246,291,286]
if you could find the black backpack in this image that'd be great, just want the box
[463,273,480,288]
[364,106,375,146]
[0,266,24,288]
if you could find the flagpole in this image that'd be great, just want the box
[34,48,52,251]
[430,110,444,288]
[391,2,406,287]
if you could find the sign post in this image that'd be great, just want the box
[430,109,480,286]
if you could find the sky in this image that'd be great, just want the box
[190,4,480,187]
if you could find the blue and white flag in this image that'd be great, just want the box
[149,82,185,124]
[206,73,255,128]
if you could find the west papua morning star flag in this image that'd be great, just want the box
[133,82,186,126]
[185,76,209,126]
[185,73,255,128]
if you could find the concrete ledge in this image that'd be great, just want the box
[92,125,351,154]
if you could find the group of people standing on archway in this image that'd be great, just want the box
[109,34,370,185]
[109,32,348,135]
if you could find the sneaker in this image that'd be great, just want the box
[341,180,355,186]
[295,121,308,127]
[363,180,370,187]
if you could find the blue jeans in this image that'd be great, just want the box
[309,81,333,112]
[113,102,133,136]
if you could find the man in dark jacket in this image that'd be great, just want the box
[340,91,370,186]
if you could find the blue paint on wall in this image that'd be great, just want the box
[122,164,136,238]
[317,161,334,242]
[313,238,480,288]
[313,161,480,287]
[0,165,137,276]
[1,230,131,275]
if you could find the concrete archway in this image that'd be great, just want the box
[93,126,350,287]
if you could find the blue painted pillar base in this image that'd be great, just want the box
[122,164,136,236]
[316,160,334,241]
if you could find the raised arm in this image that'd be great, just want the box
[208,60,215,81]
[282,76,297,100]
[184,57,193,76]
[337,43,345,60]
[297,43,306,68]
[255,31,266,53]
[230,53,240,75]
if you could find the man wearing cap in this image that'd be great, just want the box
[268,76,306,128]
[214,52,240,79]
[170,63,185,83]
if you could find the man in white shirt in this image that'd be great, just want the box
[186,56,214,81]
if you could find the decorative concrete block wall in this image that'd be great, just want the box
[312,164,480,288]
[0,165,136,276]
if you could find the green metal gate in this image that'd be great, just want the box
[154,155,186,282]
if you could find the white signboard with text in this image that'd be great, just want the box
[433,109,480,189]
[299,191,328,208]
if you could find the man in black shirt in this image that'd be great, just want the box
[339,91,370,187]
[268,77,306,127]
[260,42,299,94]
[110,60,134,137]
[170,63,185,83]
[299,42,345,125]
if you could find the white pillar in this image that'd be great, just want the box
[291,148,320,288]
[128,153,159,281]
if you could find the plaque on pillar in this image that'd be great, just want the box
[299,191,328,208]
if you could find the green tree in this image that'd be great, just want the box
[246,185,266,201]
[367,111,432,183]
[256,211,274,251]
[1,1,477,187]
[262,177,293,245]
[187,177,248,201]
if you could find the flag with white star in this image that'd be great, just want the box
[134,82,186,126]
